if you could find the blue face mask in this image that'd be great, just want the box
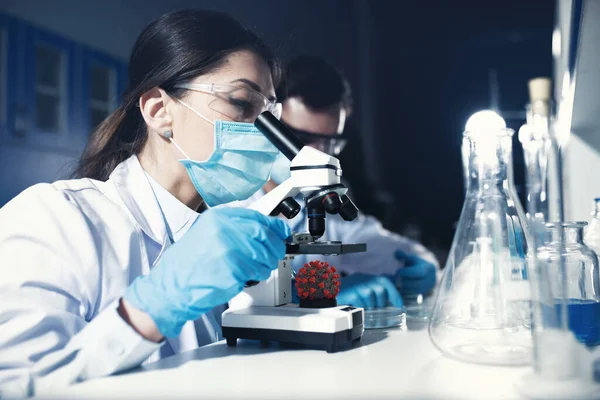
[270,152,292,185]
[171,99,279,207]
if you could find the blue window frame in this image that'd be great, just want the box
[119,62,128,101]
[0,14,17,139]
[0,17,6,134]
[0,20,80,152]
[0,14,127,152]
[25,25,76,144]
[82,49,125,135]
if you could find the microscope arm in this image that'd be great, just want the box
[248,179,300,216]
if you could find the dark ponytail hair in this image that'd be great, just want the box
[74,10,280,180]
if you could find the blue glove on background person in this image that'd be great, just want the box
[336,274,404,309]
[393,249,437,298]
[125,207,291,338]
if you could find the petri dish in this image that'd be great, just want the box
[364,307,406,329]
[404,294,435,322]
[405,303,433,322]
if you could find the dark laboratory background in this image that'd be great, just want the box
[0,0,554,265]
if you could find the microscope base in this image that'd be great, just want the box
[221,304,364,353]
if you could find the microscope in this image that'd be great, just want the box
[221,112,366,353]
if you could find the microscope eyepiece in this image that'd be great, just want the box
[254,111,304,160]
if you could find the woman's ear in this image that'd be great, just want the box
[139,87,173,136]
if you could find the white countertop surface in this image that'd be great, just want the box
[47,319,532,399]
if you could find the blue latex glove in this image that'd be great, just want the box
[336,274,404,309]
[125,207,291,338]
[394,249,437,297]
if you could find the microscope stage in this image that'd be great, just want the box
[221,304,364,353]
[286,242,367,255]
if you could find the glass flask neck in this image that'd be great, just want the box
[545,223,586,245]
[519,103,552,224]
[464,129,515,192]
[594,199,600,217]
[523,102,553,140]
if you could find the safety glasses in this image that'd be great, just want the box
[174,83,282,122]
[287,126,347,156]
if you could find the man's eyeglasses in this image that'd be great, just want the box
[287,126,347,156]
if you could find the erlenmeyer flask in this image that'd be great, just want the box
[429,110,533,366]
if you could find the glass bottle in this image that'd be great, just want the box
[429,111,532,366]
[518,111,551,226]
[538,222,600,347]
[518,77,559,226]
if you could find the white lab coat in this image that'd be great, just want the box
[229,190,439,275]
[0,156,219,398]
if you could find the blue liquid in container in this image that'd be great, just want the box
[555,299,600,347]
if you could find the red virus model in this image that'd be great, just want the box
[295,260,341,308]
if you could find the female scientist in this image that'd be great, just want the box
[0,10,290,397]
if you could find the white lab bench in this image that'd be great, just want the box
[49,319,532,399]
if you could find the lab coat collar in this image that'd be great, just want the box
[145,171,199,243]
[109,155,168,247]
